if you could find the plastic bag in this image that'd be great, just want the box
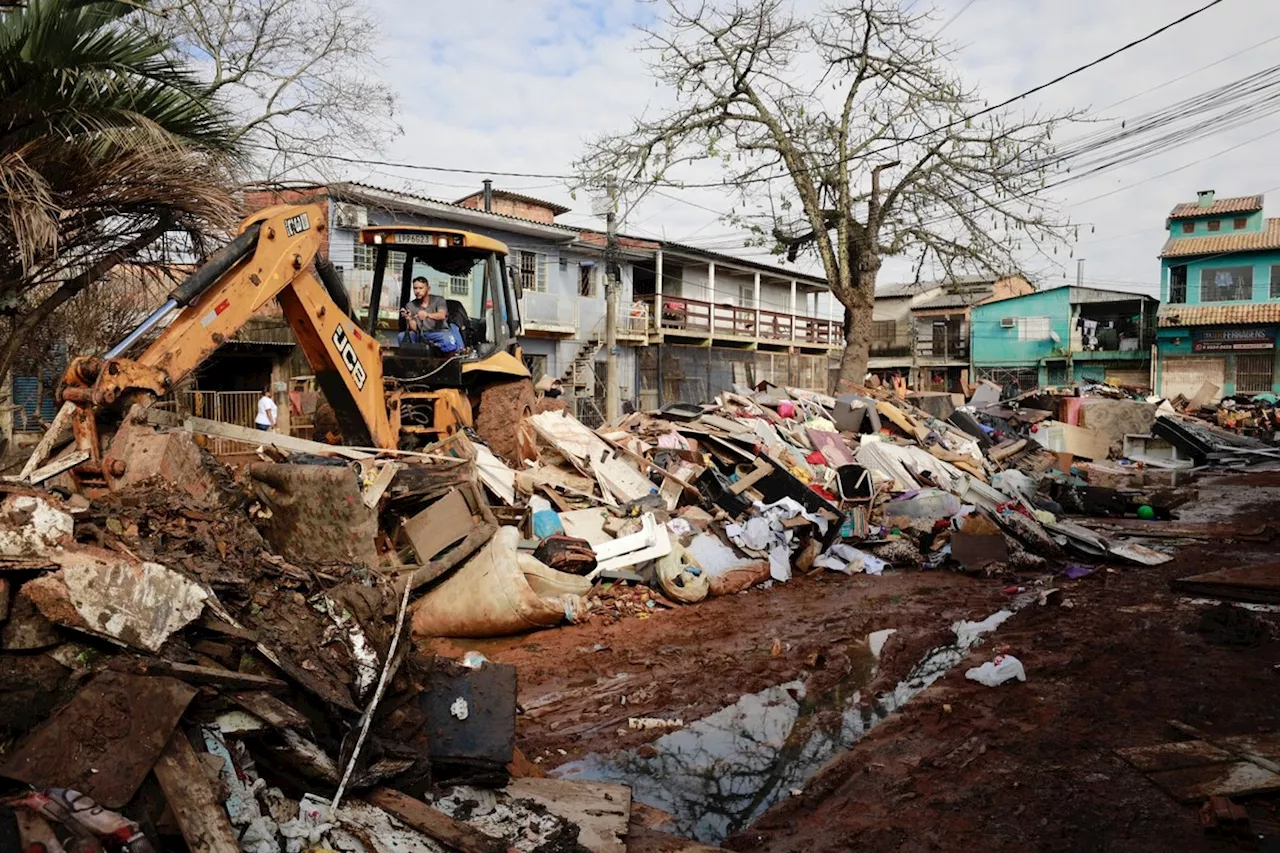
[965,654,1026,687]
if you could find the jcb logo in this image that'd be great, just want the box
[284,212,311,237]
[332,324,367,390]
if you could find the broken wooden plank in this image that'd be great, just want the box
[121,660,288,691]
[228,691,312,731]
[27,450,90,486]
[175,414,374,460]
[728,458,773,495]
[366,787,505,853]
[361,461,401,508]
[0,672,196,808]
[18,401,77,480]
[505,777,631,853]
[152,732,242,853]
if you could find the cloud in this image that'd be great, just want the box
[346,0,1280,299]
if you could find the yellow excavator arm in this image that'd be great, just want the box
[61,203,396,463]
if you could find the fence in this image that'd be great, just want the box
[179,390,262,454]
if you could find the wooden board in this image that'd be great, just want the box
[27,451,90,485]
[366,787,505,853]
[592,456,655,504]
[1173,562,1280,604]
[18,401,76,480]
[1117,734,1280,803]
[0,672,196,808]
[401,489,473,563]
[506,778,631,853]
[176,415,373,460]
[362,461,401,508]
[1033,421,1112,461]
[473,443,517,505]
[153,732,241,853]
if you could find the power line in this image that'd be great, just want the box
[936,0,980,35]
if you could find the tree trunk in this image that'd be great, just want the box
[0,222,170,383]
[834,255,880,392]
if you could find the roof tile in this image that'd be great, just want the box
[1159,218,1280,258]
[1157,302,1280,327]
[1167,195,1263,221]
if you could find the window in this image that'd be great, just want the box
[517,250,547,292]
[449,274,470,296]
[872,320,897,344]
[1235,217,1249,230]
[1017,316,1052,341]
[578,263,597,297]
[1200,265,1253,302]
[1208,220,1221,232]
[738,284,755,307]
[1181,221,1195,234]
[352,242,376,271]
[1271,265,1280,299]
[1235,354,1275,395]
[1169,265,1187,304]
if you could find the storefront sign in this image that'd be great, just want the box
[1192,327,1275,352]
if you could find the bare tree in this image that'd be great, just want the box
[577,0,1081,389]
[146,0,402,183]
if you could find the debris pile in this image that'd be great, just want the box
[0,371,1230,850]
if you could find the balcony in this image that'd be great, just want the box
[641,294,840,349]
[521,291,578,335]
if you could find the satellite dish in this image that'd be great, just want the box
[1050,331,1062,344]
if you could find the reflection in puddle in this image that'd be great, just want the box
[553,609,1018,844]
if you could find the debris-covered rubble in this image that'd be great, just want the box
[0,370,1265,851]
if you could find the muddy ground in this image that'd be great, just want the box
[425,471,1280,851]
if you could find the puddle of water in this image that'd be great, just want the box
[553,605,1026,844]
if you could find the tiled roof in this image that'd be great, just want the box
[1157,302,1280,327]
[1159,218,1280,258]
[913,291,991,310]
[330,181,581,234]
[1167,195,1263,221]
[454,189,571,216]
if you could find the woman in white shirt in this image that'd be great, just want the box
[256,386,278,431]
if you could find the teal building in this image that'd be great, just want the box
[970,285,1157,390]
[1155,191,1280,400]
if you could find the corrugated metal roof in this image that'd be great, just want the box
[912,292,988,310]
[1160,218,1280,258]
[1167,194,1263,221]
[1157,302,1280,327]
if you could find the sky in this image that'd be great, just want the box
[345,0,1280,301]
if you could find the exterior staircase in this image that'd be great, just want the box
[561,336,605,427]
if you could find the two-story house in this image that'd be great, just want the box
[867,273,1034,391]
[969,285,1157,390]
[1155,190,1280,401]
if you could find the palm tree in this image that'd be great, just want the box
[0,0,242,385]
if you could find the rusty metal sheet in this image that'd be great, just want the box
[0,671,196,808]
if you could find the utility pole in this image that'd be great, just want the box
[604,177,620,422]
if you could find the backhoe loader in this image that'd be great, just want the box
[58,202,538,492]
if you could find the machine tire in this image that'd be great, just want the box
[476,377,537,466]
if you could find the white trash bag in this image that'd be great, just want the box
[965,654,1027,687]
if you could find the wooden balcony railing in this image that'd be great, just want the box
[641,294,840,346]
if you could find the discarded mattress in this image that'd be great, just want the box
[410,527,591,638]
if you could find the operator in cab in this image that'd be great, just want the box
[401,276,447,342]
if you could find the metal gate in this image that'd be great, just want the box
[1235,353,1276,395]
[179,390,262,454]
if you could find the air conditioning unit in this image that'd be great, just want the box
[1000,317,1016,328]
[331,202,368,230]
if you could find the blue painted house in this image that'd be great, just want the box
[1155,190,1280,401]
[970,285,1157,390]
